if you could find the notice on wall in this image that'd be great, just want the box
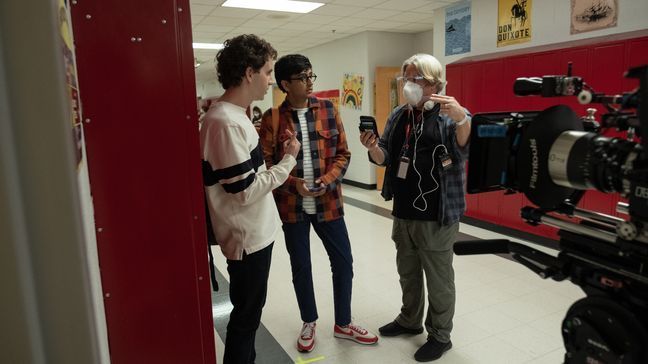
[312,89,340,109]
[342,73,364,110]
[445,2,471,56]
[59,0,84,168]
[497,0,532,47]
[570,0,618,34]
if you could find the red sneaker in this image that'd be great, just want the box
[297,322,316,352]
[334,323,378,345]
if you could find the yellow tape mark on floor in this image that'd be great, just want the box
[295,355,326,364]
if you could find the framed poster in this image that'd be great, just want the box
[342,73,364,110]
[312,89,340,109]
[571,0,618,34]
[497,0,532,47]
[445,2,471,56]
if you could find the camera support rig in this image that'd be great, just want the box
[455,65,648,363]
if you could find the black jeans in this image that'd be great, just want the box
[223,243,273,364]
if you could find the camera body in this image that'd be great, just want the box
[455,64,648,363]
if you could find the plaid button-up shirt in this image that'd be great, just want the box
[259,96,350,223]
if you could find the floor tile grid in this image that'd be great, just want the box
[210,184,582,363]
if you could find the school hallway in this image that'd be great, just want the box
[210,185,584,364]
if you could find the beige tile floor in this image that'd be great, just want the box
[211,185,584,363]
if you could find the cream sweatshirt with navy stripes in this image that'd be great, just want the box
[201,101,296,260]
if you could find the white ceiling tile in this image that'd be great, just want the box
[190,4,216,16]
[353,8,402,20]
[253,11,300,22]
[278,22,320,31]
[200,16,248,26]
[229,26,273,36]
[311,4,365,17]
[332,0,388,6]
[297,14,340,25]
[192,32,227,42]
[208,6,262,18]
[241,18,289,28]
[191,0,225,5]
[376,0,434,10]
[413,1,452,13]
[192,15,204,25]
[329,17,378,28]
[193,24,237,33]
[264,28,308,37]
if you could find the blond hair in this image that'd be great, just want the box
[401,53,446,92]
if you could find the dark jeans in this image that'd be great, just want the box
[282,214,354,326]
[223,243,273,364]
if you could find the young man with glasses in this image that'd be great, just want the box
[201,35,301,364]
[259,54,378,353]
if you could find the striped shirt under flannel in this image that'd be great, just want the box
[259,96,351,223]
[370,105,470,226]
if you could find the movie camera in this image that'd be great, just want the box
[453,63,648,363]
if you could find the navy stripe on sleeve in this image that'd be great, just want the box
[221,173,256,194]
[202,143,265,191]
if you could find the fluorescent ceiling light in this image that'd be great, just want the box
[193,43,224,50]
[222,0,324,13]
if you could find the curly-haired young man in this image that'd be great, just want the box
[200,34,300,364]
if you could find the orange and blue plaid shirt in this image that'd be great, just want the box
[259,96,350,223]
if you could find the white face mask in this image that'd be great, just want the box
[403,81,423,106]
[403,81,436,110]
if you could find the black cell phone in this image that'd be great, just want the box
[308,185,325,192]
[359,115,379,138]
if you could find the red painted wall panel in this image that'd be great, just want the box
[451,34,648,239]
[71,1,215,363]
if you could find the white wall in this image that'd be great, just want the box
[197,68,274,113]
[302,32,371,184]
[414,29,435,54]
[433,0,648,67]
[302,31,417,185]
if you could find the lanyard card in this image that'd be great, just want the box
[397,156,410,179]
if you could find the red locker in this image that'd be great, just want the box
[449,32,648,239]
[71,1,216,363]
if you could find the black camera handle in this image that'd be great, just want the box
[453,239,567,280]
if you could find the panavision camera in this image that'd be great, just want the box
[454,64,648,363]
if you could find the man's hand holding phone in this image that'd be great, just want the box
[297,178,326,197]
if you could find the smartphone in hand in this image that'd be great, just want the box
[308,185,325,192]
[359,115,379,138]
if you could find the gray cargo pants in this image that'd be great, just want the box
[392,218,458,343]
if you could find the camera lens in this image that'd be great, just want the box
[548,131,638,194]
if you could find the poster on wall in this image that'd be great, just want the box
[445,2,471,56]
[59,0,84,168]
[497,0,532,47]
[570,0,618,34]
[342,73,364,110]
[312,89,340,109]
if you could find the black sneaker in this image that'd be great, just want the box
[414,338,452,362]
[378,321,424,337]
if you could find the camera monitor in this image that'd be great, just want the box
[466,111,539,193]
[467,106,589,210]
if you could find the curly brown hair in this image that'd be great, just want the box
[216,34,277,89]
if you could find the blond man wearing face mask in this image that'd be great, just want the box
[359,53,471,362]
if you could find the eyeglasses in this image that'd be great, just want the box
[290,74,317,83]
[396,76,428,83]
